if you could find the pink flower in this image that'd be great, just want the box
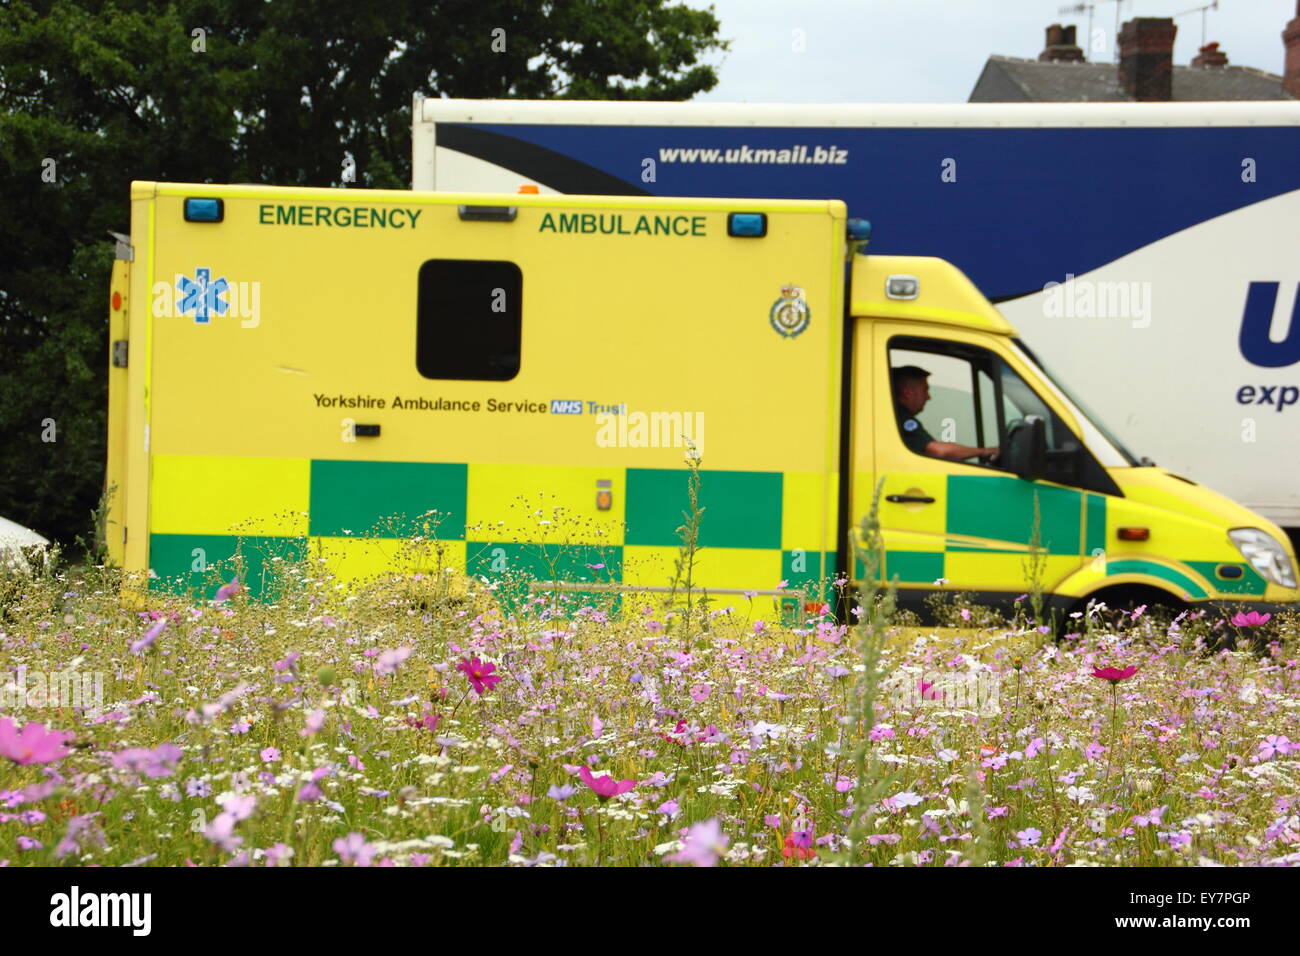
[1231,610,1272,627]
[374,646,413,677]
[1091,665,1138,684]
[667,818,729,867]
[1258,735,1293,761]
[578,765,637,801]
[214,578,241,604]
[457,656,502,695]
[260,747,281,763]
[300,709,326,737]
[690,684,712,703]
[0,718,72,765]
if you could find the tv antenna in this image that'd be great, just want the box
[1059,1,1126,61]
[1174,1,1220,48]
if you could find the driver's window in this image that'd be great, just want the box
[889,345,993,466]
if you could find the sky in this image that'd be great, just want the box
[687,0,1298,102]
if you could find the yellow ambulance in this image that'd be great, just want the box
[105,181,1299,622]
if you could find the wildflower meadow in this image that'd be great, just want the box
[1,512,1297,871]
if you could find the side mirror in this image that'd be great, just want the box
[1004,416,1046,480]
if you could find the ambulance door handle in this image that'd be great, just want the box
[886,494,935,504]
[353,424,381,437]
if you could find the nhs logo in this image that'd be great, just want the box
[550,400,583,415]
[1240,282,1300,368]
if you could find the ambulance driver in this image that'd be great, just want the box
[891,365,999,463]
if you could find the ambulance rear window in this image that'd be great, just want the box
[416,260,521,381]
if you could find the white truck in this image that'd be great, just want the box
[412,97,1300,549]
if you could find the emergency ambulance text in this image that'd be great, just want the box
[258,204,421,229]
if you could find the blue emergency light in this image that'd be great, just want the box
[847,219,872,242]
[727,213,767,237]
[184,198,224,222]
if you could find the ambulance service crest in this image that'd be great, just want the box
[769,283,810,338]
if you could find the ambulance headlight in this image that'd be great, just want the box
[1228,528,1297,588]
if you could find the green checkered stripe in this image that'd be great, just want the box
[876,476,1264,598]
[150,460,836,599]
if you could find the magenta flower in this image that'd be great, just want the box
[1231,610,1272,627]
[214,578,241,604]
[1091,665,1138,684]
[577,765,637,802]
[457,656,501,695]
[0,718,72,765]
[667,818,729,867]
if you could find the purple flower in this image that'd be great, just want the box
[263,843,294,867]
[656,798,680,818]
[1016,827,1042,847]
[17,836,42,851]
[113,743,182,778]
[333,832,375,867]
[214,578,241,604]
[546,784,576,802]
[1132,805,1167,827]
[260,747,281,763]
[274,652,300,672]
[667,818,729,867]
[296,783,323,803]
[185,777,212,798]
[1026,737,1045,759]
[130,617,167,655]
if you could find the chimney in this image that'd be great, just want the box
[1118,17,1177,101]
[1191,42,1228,68]
[1039,23,1085,63]
[1284,1,1300,98]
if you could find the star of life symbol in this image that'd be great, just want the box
[177,267,230,324]
[770,283,810,338]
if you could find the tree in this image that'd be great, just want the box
[0,0,725,549]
